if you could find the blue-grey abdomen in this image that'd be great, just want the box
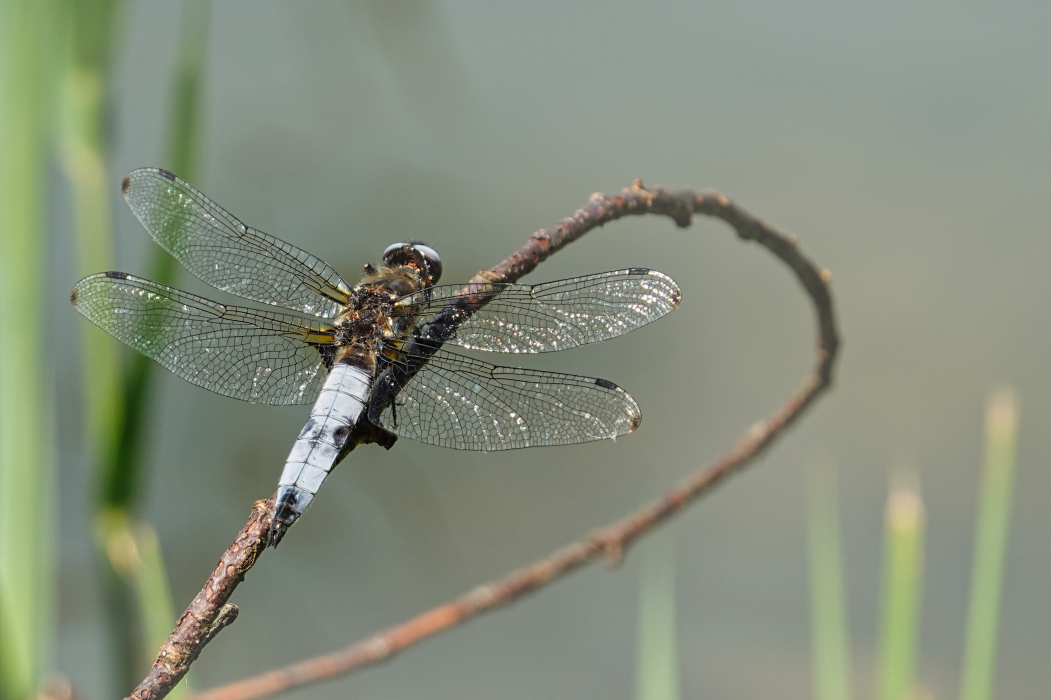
[270,362,372,545]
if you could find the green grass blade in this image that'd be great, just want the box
[57,7,123,465]
[959,388,1019,700]
[61,54,122,490]
[97,3,210,688]
[95,511,142,691]
[0,1,61,696]
[807,459,852,700]
[635,529,681,700]
[96,515,187,698]
[167,0,211,178]
[133,524,188,700]
[102,0,212,511]
[58,1,142,690]
[876,472,925,700]
[61,0,124,463]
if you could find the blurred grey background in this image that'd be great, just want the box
[51,1,1050,698]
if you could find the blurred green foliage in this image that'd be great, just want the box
[959,389,1019,700]
[877,473,925,700]
[635,529,681,700]
[807,459,852,700]
[0,1,63,698]
[806,389,1019,700]
[81,0,210,693]
[0,0,209,696]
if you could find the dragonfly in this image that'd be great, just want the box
[71,168,682,546]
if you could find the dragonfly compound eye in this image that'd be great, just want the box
[412,243,442,285]
[382,242,442,285]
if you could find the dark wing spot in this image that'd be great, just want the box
[628,267,649,276]
[670,288,681,307]
[595,378,617,390]
[120,175,131,194]
[104,271,130,280]
[629,412,642,432]
[69,288,79,305]
[157,168,177,181]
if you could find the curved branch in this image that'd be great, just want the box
[127,181,840,700]
[126,499,270,700]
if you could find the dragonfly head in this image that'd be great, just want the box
[382,242,442,286]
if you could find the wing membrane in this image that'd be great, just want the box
[121,168,352,318]
[395,269,680,353]
[71,272,334,405]
[373,348,642,450]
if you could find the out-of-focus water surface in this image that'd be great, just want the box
[52,1,1051,698]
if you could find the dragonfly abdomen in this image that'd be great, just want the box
[269,361,372,546]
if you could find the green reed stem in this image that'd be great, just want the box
[102,0,211,510]
[635,529,681,700]
[58,0,147,690]
[807,459,852,700]
[0,1,62,697]
[132,524,189,700]
[959,388,1019,700]
[876,472,925,700]
[60,0,211,691]
[93,3,210,691]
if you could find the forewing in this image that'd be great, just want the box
[395,269,680,353]
[71,272,334,405]
[121,168,353,318]
[373,348,642,450]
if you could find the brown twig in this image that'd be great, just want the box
[126,498,271,699]
[128,180,839,700]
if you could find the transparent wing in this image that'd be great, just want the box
[394,269,680,353]
[121,167,353,318]
[71,272,335,405]
[372,348,642,450]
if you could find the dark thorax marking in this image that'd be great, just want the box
[327,265,428,375]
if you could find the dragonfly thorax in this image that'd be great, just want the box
[328,266,429,370]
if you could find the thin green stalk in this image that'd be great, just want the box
[99,520,188,700]
[0,1,61,697]
[167,0,210,178]
[95,515,141,692]
[62,0,123,463]
[876,472,925,700]
[58,0,144,690]
[59,0,209,691]
[635,529,681,700]
[131,525,178,665]
[63,65,122,485]
[92,3,210,691]
[101,0,211,509]
[807,459,852,700]
[959,388,1019,700]
[132,524,188,700]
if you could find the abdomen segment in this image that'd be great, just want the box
[269,361,372,546]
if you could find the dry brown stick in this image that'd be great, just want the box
[129,180,839,700]
[125,498,272,700]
